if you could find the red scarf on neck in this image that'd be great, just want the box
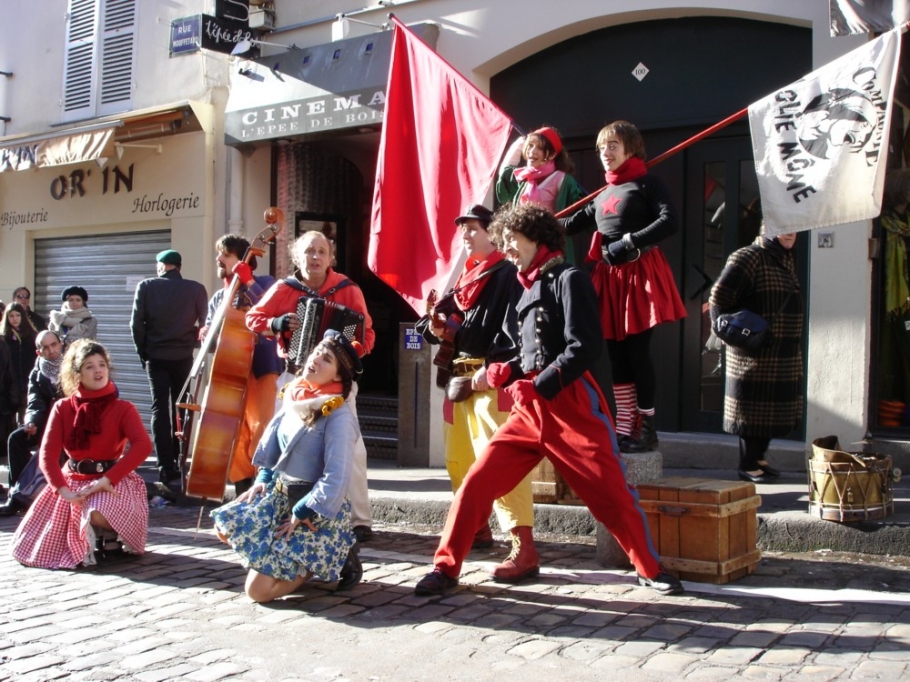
[453,251,505,312]
[517,246,564,290]
[286,377,344,402]
[66,381,118,451]
[605,156,647,185]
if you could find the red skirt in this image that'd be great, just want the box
[587,240,687,341]
[10,471,148,569]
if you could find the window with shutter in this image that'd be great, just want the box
[63,0,136,120]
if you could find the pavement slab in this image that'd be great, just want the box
[0,505,908,681]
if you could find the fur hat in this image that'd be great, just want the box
[61,286,88,302]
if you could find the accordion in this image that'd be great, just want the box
[287,297,365,370]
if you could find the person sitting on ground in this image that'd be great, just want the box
[211,329,365,603]
[49,286,98,344]
[1,331,65,516]
[10,339,152,569]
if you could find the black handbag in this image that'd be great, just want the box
[713,290,793,353]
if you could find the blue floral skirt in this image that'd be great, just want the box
[210,486,354,583]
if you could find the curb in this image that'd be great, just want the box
[371,496,910,556]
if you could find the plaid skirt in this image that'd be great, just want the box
[589,247,687,340]
[10,471,149,569]
[210,485,354,583]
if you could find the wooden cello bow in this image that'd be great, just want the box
[176,207,284,501]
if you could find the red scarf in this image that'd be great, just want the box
[286,377,344,402]
[66,381,118,451]
[517,246,564,290]
[605,156,647,185]
[453,251,505,312]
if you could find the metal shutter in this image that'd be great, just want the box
[33,230,171,428]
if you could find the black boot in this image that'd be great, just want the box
[337,547,363,591]
[622,415,658,453]
[0,496,25,517]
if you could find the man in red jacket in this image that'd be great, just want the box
[246,231,375,541]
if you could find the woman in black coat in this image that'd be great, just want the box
[709,231,803,483]
[0,303,38,417]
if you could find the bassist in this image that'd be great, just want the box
[199,234,283,496]
[415,204,539,581]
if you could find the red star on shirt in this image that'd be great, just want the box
[602,195,621,215]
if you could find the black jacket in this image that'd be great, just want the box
[499,260,603,400]
[23,365,61,432]
[130,269,208,361]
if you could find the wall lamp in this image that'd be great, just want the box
[231,38,298,56]
[114,142,163,160]
[332,14,389,41]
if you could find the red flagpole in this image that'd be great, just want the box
[554,106,750,218]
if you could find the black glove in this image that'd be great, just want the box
[270,314,292,334]
[603,239,631,265]
[139,354,148,370]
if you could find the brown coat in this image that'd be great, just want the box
[709,237,803,438]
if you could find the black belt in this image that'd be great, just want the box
[275,477,315,506]
[601,243,656,264]
[68,458,116,475]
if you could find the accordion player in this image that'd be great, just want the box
[287,297,365,372]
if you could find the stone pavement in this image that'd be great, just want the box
[1,504,910,682]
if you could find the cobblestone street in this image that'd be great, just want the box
[1,506,909,681]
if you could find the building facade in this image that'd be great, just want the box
[1,0,892,465]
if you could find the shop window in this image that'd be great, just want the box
[63,0,137,120]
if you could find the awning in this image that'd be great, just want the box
[0,101,211,173]
[224,23,439,146]
[0,123,117,173]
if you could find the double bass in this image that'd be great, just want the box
[177,207,283,501]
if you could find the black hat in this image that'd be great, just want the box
[61,286,88,303]
[455,204,494,227]
[321,329,364,376]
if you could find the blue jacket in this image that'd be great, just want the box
[252,399,358,519]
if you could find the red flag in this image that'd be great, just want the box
[368,17,513,313]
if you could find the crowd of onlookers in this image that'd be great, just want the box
[0,286,97,498]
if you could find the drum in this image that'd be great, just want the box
[808,436,902,523]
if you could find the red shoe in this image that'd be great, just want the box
[490,526,539,583]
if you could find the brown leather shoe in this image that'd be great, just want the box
[490,526,539,583]
[471,522,494,549]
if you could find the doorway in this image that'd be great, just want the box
[680,135,760,432]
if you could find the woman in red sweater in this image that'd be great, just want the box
[11,339,152,569]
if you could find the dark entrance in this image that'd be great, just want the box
[680,134,761,432]
[491,15,812,435]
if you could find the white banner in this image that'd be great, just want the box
[748,29,901,235]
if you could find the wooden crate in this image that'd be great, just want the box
[636,477,762,584]
[530,458,582,504]
[529,459,580,504]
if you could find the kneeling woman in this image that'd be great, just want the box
[212,330,363,603]
[11,339,152,569]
